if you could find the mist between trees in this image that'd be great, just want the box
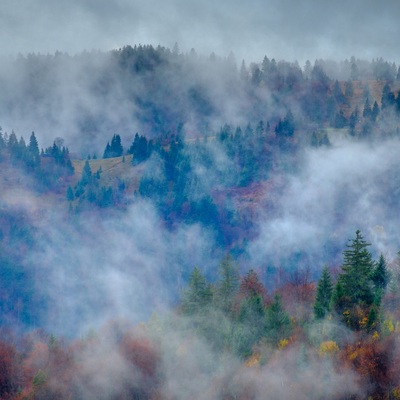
[1,45,400,399]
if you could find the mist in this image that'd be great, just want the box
[1,0,400,64]
[1,2,400,397]
[250,135,400,276]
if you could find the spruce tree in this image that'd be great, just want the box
[181,267,212,315]
[372,253,390,291]
[80,160,92,186]
[363,98,372,119]
[371,101,380,121]
[339,230,375,307]
[264,294,292,345]
[314,266,334,319]
[27,131,40,168]
[214,254,239,314]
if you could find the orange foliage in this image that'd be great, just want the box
[340,336,399,398]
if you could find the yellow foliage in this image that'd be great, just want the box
[386,319,395,333]
[359,317,368,329]
[278,338,289,350]
[393,387,400,399]
[245,353,260,368]
[319,341,339,356]
[372,331,379,341]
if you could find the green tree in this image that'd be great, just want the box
[381,83,396,110]
[103,134,123,158]
[363,98,372,119]
[181,267,212,315]
[372,253,390,291]
[235,294,265,356]
[264,294,292,346]
[80,160,92,186]
[333,230,376,330]
[26,131,40,169]
[340,230,375,306]
[214,254,239,314]
[371,101,380,121]
[314,266,334,319]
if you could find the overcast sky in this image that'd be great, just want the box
[1,0,399,64]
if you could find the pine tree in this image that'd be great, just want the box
[264,294,292,345]
[110,134,123,157]
[181,267,212,315]
[80,160,92,186]
[339,230,375,307]
[7,131,19,162]
[371,101,380,122]
[363,98,372,119]
[214,254,239,314]
[103,142,111,159]
[381,83,396,109]
[372,253,390,291]
[27,131,40,169]
[314,266,334,319]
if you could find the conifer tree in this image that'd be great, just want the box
[363,98,372,119]
[314,266,334,319]
[81,160,92,186]
[264,294,292,345]
[339,230,375,307]
[371,101,380,122]
[372,253,390,291]
[27,131,40,168]
[181,267,212,315]
[214,254,239,314]
[381,83,396,109]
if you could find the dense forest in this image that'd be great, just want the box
[1,45,400,398]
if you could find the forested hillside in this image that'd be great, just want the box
[1,45,400,399]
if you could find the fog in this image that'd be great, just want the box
[1,0,400,64]
[0,3,399,397]
[250,135,400,275]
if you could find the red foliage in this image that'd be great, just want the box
[239,269,268,302]
[19,338,74,400]
[0,340,21,400]
[119,335,160,379]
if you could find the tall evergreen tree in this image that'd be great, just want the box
[381,83,396,110]
[80,160,92,186]
[103,134,123,158]
[339,230,375,307]
[27,131,40,168]
[371,101,380,121]
[214,254,239,314]
[181,267,212,315]
[372,253,390,291]
[264,294,292,345]
[314,266,334,319]
[363,98,372,119]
